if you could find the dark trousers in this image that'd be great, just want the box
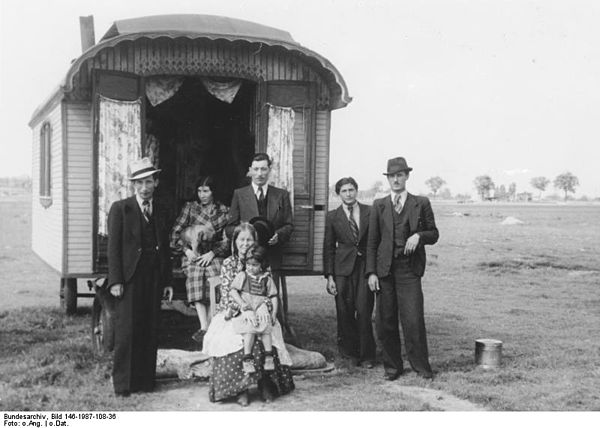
[112,253,161,394]
[335,256,376,362]
[376,257,432,376]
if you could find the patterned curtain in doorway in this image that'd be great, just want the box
[266,104,295,209]
[98,95,142,236]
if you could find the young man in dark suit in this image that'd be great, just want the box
[366,157,439,381]
[323,177,376,368]
[107,158,173,396]
[227,152,293,279]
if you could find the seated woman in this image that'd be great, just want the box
[203,223,294,406]
[170,176,230,344]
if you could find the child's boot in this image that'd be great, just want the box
[264,352,275,371]
[242,354,256,374]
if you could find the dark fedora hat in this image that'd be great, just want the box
[249,216,275,247]
[383,157,413,176]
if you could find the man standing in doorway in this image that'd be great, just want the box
[366,157,439,380]
[323,177,376,368]
[227,152,293,288]
[107,158,173,396]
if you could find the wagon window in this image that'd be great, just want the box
[39,121,52,207]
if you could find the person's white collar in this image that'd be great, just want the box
[390,190,408,206]
[252,182,268,197]
[136,194,153,210]
[342,201,359,212]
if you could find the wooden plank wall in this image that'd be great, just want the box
[71,39,331,108]
[65,102,93,274]
[31,103,63,272]
[283,108,311,269]
[312,110,331,272]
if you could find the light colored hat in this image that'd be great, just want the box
[128,157,161,180]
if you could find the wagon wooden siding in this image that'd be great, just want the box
[31,102,63,272]
[68,39,332,109]
[312,110,331,272]
[29,15,351,281]
[65,102,94,274]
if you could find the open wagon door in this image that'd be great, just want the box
[261,82,317,274]
[93,71,144,272]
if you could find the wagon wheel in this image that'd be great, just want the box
[60,278,77,315]
[91,292,115,354]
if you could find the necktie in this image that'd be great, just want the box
[258,186,265,203]
[394,194,403,214]
[142,200,151,222]
[348,204,359,243]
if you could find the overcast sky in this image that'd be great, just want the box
[1,0,599,197]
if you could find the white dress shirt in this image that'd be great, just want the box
[251,182,268,199]
[390,190,408,209]
[136,194,153,216]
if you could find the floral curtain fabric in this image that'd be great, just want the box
[145,76,184,107]
[266,104,295,209]
[98,95,142,236]
[201,78,242,104]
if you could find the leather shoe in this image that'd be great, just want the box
[362,360,376,369]
[384,371,400,381]
[236,391,249,407]
[417,371,434,380]
[261,387,275,403]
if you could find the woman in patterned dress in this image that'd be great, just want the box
[170,176,230,344]
[203,222,295,406]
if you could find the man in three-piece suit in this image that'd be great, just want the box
[323,177,376,367]
[227,152,294,275]
[107,158,173,396]
[366,157,439,381]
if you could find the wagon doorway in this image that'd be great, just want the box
[93,72,256,270]
[145,77,256,216]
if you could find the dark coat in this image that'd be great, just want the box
[323,203,370,278]
[366,193,439,278]
[227,184,293,269]
[107,196,172,288]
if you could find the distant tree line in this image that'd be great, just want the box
[328,171,586,204]
[471,172,581,201]
[0,176,31,189]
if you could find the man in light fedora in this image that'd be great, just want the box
[107,157,173,396]
[366,157,439,380]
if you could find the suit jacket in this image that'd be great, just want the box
[107,196,172,288]
[366,193,439,278]
[227,184,293,269]
[323,203,370,278]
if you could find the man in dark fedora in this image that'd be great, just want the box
[107,157,173,396]
[323,177,376,368]
[366,157,439,380]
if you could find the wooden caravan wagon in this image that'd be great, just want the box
[28,14,351,316]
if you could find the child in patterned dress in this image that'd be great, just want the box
[229,245,279,373]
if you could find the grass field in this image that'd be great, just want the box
[1,197,599,411]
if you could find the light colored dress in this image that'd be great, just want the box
[203,255,294,402]
[231,271,277,334]
[203,260,291,364]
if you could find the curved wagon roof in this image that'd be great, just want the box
[31,14,351,125]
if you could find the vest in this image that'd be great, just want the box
[140,211,158,254]
[242,272,270,297]
[392,206,411,258]
[257,191,268,218]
